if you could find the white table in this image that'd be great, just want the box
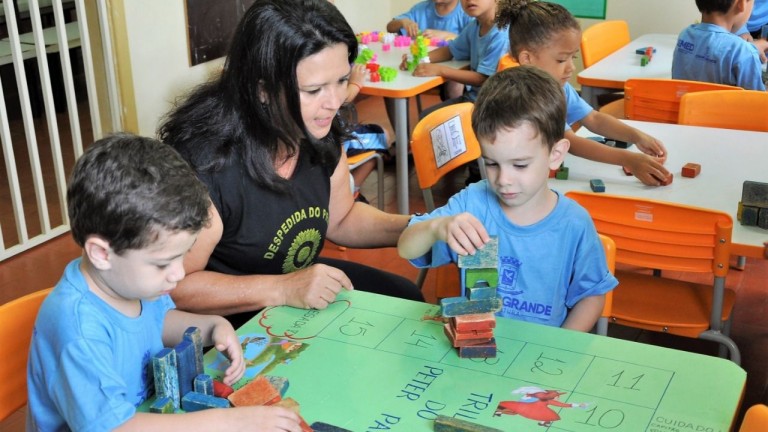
[359,42,468,214]
[551,120,768,260]
[577,34,677,108]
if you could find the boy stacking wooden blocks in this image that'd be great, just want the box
[440,237,501,359]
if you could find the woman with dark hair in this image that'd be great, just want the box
[159,0,422,327]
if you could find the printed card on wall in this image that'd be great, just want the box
[431,115,468,168]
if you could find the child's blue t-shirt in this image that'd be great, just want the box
[736,0,768,34]
[448,20,510,99]
[27,258,175,431]
[672,23,765,91]
[563,82,594,128]
[408,183,617,327]
[394,0,471,36]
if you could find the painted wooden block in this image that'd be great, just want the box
[742,180,768,207]
[213,379,234,398]
[194,374,213,395]
[228,375,282,407]
[152,347,180,409]
[681,163,701,178]
[444,323,493,341]
[464,268,498,290]
[759,208,768,229]
[555,166,569,180]
[742,204,759,226]
[443,324,493,348]
[310,422,354,432]
[265,375,290,397]
[657,172,674,186]
[434,414,503,431]
[440,296,501,318]
[452,313,496,332]
[458,236,498,269]
[183,326,204,376]
[589,179,605,192]
[466,285,496,301]
[149,396,175,414]
[458,338,497,359]
[181,391,230,412]
[175,339,197,398]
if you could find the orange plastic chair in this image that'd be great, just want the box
[678,90,768,132]
[599,78,741,122]
[596,234,615,337]
[0,287,53,421]
[347,151,384,210]
[410,102,484,296]
[580,20,630,69]
[496,53,518,72]
[739,404,768,432]
[566,191,740,364]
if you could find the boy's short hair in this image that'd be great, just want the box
[695,0,736,14]
[68,133,210,254]
[472,65,565,149]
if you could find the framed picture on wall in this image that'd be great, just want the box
[548,0,607,19]
[185,0,255,66]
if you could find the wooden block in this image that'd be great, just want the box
[548,168,557,178]
[272,397,301,414]
[681,163,701,178]
[299,415,314,432]
[228,375,281,407]
[458,338,497,359]
[622,166,632,176]
[440,296,501,318]
[443,324,493,347]
[759,208,768,230]
[742,181,768,207]
[181,391,230,412]
[589,179,605,192]
[466,285,496,301]
[212,379,234,398]
[458,236,498,269]
[310,422,354,432]
[555,166,569,180]
[742,205,759,226]
[183,327,204,376]
[464,268,498,290]
[265,375,290,397]
[174,339,197,398]
[152,348,180,409]
[194,374,213,395]
[655,172,673,186]
[434,414,503,431]
[149,396,175,414]
[444,323,493,341]
[452,313,496,332]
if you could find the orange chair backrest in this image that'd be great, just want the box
[623,78,741,123]
[580,20,630,68]
[0,287,53,421]
[497,53,519,72]
[598,233,615,320]
[678,90,768,132]
[565,192,732,276]
[740,404,768,432]
[410,102,482,190]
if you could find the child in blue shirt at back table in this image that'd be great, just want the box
[387,0,471,40]
[398,66,618,331]
[27,134,301,432]
[736,0,768,61]
[673,0,766,91]
[496,0,671,186]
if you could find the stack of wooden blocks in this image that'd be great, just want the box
[440,237,501,359]
[738,180,768,229]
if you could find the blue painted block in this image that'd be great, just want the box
[590,179,605,193]
[466,285,496,301]
[311,422,354,432]
[458,338,497,359]
[183,327,204,376]
[458,236,498,269]
[149,396,175,414]
[175,339,197,398]
[194,374,213,395]
[152,348,180,409]
[440,296,501,318]
[181,391,230,412]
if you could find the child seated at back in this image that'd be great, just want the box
[496,0,671,186]
[673,0,766,91]
[387,0,471,40]
[398,66,618,331]
[27,134,301,431]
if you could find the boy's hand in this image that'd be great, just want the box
[438,213,490,256]
[236,406,302,432]
[213,322,246,386]
[633,131,667,163]
[412,63,444,77]
[399,19,420,37]
[350,63,366,87]
[422,29,455,40]
[624,152,669,186]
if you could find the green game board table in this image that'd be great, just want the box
[202,290,746,431]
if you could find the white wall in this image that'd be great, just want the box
[119,0,700,136]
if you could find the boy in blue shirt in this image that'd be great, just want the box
[387,0,471,39]
[27,134,301,431]
[673,0,766,91]
[398,66,617,331]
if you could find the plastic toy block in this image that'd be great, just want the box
[443,324,492,347]
[555,166,569,180]
[311,422,354,432]
[379,66,398,82]
[640,55,649,66]
[458,236,498,268]
[654,172,673,186]
[228,375,282,407]
[370,72,381,82]
[741,204,759,226]
[440,296,501,318]
[149,396,175,414]
[194,374,213,395]
[742,181,768,207]
[452,313,496,332]
[354,47,374,65]
[635,47,657,55]
[212,379,234,398]
[465,268,498,290]
[466,285,496,301]
[183,327,204,376]
[759,208,768,229]
[590,179,605,193]
[381,43,391,51]
[366,63,380,73]
[458,338,497,359]
[174,339,197,398]
[681,163,701,178]
[152,348,180,409]
[181,391,230,412]
[434,414,503,432]
[622,166,633,176]
[264,375,290,397]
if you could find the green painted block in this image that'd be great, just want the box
[434,414,503,432]
[458,236,498,269]
[440,297,501,318]
[555,166,569,180]
[465,268,498,290]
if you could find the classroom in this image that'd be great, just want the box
[1,0,767,430]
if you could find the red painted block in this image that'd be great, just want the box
[212,380,234,398]
[681,163,701,178]
[443,324,492,347]
[452,313,496,332]
[228,375,281,407]
[658,172,674,186]
[549,168,557,178]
